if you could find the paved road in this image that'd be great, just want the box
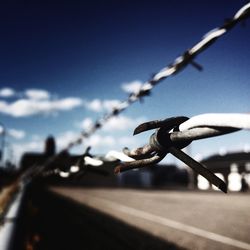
[51,187,250,250]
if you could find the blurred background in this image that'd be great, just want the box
[0,1,250,250]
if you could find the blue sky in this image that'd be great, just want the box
[0,0,250,166]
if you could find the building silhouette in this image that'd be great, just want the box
[20,136,76,173]
[194,152,250,191]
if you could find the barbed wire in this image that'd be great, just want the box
[20,2,250,182]
[64,2,250,150]
[115,113,250,193]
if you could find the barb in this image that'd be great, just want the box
[19,2,250,182]
[168,147,227,193]
[117,113,250,193]
[115,154,165,174]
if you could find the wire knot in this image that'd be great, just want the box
[149,117,192,153]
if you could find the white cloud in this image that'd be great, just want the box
[243,144,250,153]
[121,80,143,94]
[103,100,122,111]
[79,115,146,132]
[79,118,94,130]
[0,87,15,98]
[56,131,79,149]
[8,128,26,139]
[53,98,83,111]
[85,99,102,112]
[103,115,145,131]
[0,86,83,117]
[0,125,4,134]
[0,99,37,117]
[0,97,83,117]
[25,89,50,100]
[84,99,122,112]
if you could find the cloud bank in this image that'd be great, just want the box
[0,97,83,117]
[0,88,16,98]
[24,89,50,100]
[0,81,149,119]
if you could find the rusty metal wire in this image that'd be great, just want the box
[115,113,250,193]
[20,2,250,182]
